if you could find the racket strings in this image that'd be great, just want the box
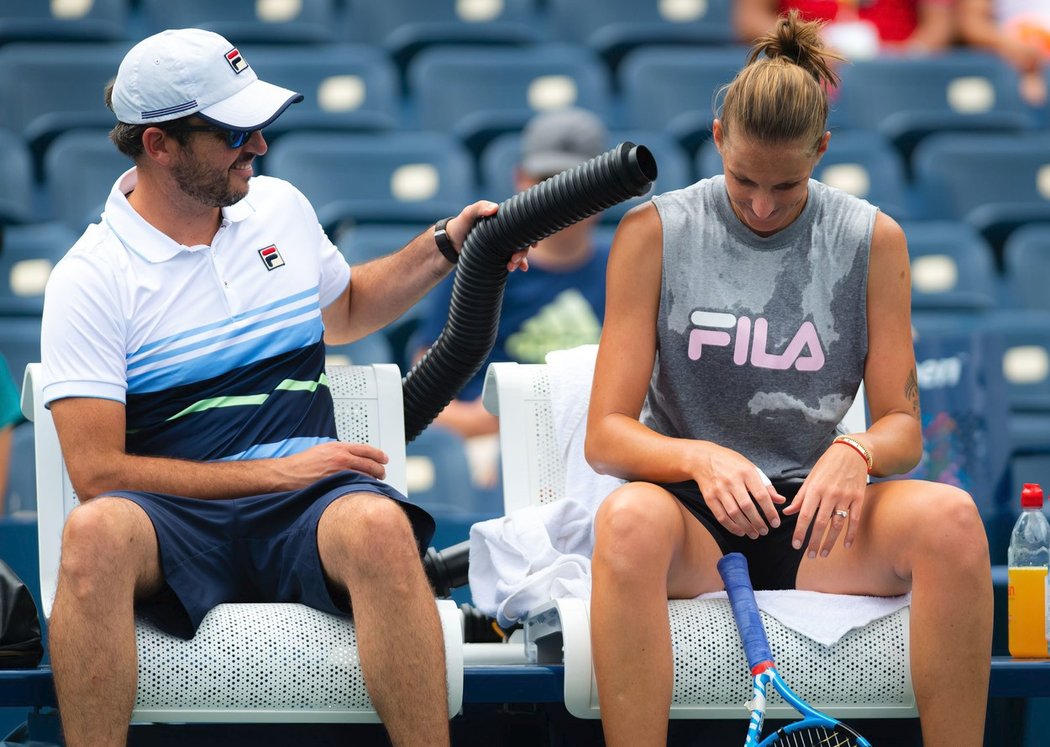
[772,724,864,746]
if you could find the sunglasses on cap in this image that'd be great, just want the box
[172,124,257,149]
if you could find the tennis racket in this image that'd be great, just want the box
[716,552,873,746]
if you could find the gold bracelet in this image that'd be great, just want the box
[833,435,874,473]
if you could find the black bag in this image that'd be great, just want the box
[0,558,43,669]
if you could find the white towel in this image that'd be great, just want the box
[698,589,912,648]
[468,343,911,642]
[545,344,626,512]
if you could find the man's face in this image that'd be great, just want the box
[169,122,264,208]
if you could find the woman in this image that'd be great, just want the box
[585,11,992,746]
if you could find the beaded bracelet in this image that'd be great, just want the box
[833,435,874,473]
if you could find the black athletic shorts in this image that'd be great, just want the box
[661,479,812,590]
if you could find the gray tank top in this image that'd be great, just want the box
[644,176,876,483]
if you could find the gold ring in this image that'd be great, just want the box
[833,509,849,519]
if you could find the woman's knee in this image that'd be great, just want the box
[913,484,988,565]
[593,486,680,574]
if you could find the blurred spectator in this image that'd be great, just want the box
[734,0,956,59]
[957,0,1049,106]
[413,107,611,478]
[0,358,22,514]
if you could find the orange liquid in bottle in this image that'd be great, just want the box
[1008,566,1050,659]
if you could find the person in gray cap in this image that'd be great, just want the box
[40,28,525,747]
[413,107,611,454]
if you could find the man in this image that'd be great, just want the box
[40,28,524,747]
[413,107,610,442]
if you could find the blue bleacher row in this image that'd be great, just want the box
[2,1,1050,564]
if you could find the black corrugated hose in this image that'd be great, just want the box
[415,142,658,608]
[402,140,658,442]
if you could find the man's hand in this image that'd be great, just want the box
[280,441,389,489]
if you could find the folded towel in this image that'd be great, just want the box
[698,589,912,648]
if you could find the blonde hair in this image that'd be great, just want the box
[719,10,844,154]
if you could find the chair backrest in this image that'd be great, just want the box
[978,311,1050,414]
[263,131,475,229]
[0,223,76,318]
[3,422,35,516]
[547,0,735,67]
[344,0,541,70]
[833,51,1035,156]
[1004,223,1050,313]
[0,0,128,44]
[139,0,338,44]
[0,128,35,225]
[44,129,129,232]
[0,42,129,152]
[618,45,748,151]
[21,361,408,618]
[901,220,1000,312]
[482,355,868,514]
[238,44,400,137]
[406,44,612,152]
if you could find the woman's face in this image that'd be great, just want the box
[713,120,829,237]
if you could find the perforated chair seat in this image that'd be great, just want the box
[22,362,463,723]
[482,357,915,720]
[526,597,913,720]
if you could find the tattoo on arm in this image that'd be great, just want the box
[905,367,920,415]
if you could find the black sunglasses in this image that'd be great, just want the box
[171,124,256,149]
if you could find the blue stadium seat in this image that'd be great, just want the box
[901,221,1000,314]
[263,131,475,230]
[237,44,401,136]
[0,42,129,154]
[0,223,77,317]
[0,0,128,45]
[618,45,748,152]
[0,128,35,225]
[547,0,735,69]
[911,132,1050,254]
[43,129,128,232]
[342,0,542,72]
[407,44,612,153]
[479,128,692,223]
[1002,224,1050,313]
[696,130,911,219]
[4,422,35,517]
[336,223,429,265]
[0,316,41,387]
[834,52,1035,163]
[140,0,338,44]
[978,311,1050,454]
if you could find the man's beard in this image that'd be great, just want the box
[171,153,248,208]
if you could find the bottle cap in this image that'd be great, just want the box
[1021,483,1044,508]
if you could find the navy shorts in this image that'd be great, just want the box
[110,471,435,639]
[662,479,812,590]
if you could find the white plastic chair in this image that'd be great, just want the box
[481,358,916,720]
[21,362,464,723]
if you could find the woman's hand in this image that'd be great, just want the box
[691,443,786,539]
[783,440,869,558]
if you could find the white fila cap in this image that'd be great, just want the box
[111,28,303,129]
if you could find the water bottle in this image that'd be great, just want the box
[1008,483,1050,658]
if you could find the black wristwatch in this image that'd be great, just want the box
[433,217,458,265]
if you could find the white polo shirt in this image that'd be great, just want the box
[41,168,351,461]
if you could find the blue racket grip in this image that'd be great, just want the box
[717,553,774,672]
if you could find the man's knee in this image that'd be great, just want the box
[59,497,157,594]
[321,493,421,580]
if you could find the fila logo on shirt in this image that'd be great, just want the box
[688,310,825,371]
[258,244,285,271]
[225,48,248,74]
